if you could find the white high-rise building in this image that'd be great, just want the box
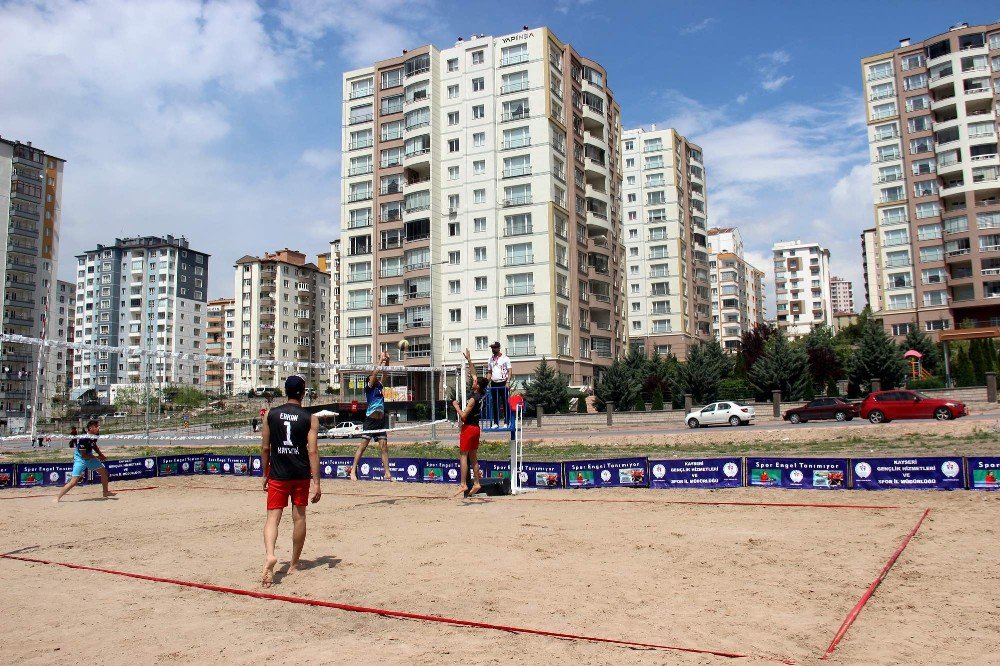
[1,137,64,424]
[43,280,76,409]
[206,297,235,395]
[340,27,626,388]
[621,127,711,360]
[708,228,765,351]
[319,239,342,390]
[772,240,833,338]
[861,228,883,312]
[72,235,209,402]
[233,249,330,393]
[830,276,855,313]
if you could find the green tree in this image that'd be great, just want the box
[113,386,142,410]
[748,332,811,401]
[671,339,732,404]
[952,346,976,387]
[847,315,906,391]
[523,358,570,415]
[739,323,776,372]
[633,393,646,411]
[163,384,209,408]
[576,391,589,413]
[650,386,665,411]
[901,324,941,376]
[803,325,842,393]
[594,358,640,412]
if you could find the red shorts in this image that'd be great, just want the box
[266,478,310,510]
[459,424,481,453]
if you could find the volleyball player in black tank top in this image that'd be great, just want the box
[452,349,486,497]
[260,375,321,588]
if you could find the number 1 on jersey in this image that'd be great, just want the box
[283,422,293,447]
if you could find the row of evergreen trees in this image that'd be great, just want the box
[518,309,994,414]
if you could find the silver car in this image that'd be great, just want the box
[686,401,755,428]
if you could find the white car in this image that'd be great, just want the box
[685,401,755,428]
[322,422,363,438]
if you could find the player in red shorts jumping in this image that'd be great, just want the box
[452,349,486,497]
[260,375,321,587]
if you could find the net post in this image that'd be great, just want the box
[430,367,437,441]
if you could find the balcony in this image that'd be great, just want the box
[507,346,536,357]
[501,109,530,123]
[504,315,535,326]
[500,80,530,95]
[347,191,373,203]
[503,255,534,267]
[346,299,373,310]
[501,137,531,150]
[502,165,532,179]
[504,285,535,296]
[502,195,532,207]
[346,272,372,283]
[8,224,39,239]
[503,224,533,237]
[348,113,373,125]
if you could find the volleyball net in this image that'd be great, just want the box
[0,333,458,447]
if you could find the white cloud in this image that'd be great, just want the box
[761,75,792,91]
[680,18,716,35]
[0,0,445,297]
[553,0,594,15]
[755,49,793,92]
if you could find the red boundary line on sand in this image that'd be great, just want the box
[820,508,932,660]
[0,486,159,501]
[0,554,791,663]
[164,485,898,511]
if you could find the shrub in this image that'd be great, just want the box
[633,393,646,411]
[908,377,945,390]
[575,392,589,413]
[650,386,665,411]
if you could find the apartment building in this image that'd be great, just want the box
[862,21,1000,339]
[233,249,330,393]
[206,297,235,394]
[72,235,209,401]
[772,240,833,338]
[1,138,64,423]
[830,276,856,313]
[340,27,626,387]
[861,227,883,311]
[317,239,342,389]
[707,228,765,351]
[621,126,711,359]
[43,280,76,407]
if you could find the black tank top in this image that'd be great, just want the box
[467,390,484,424]
[267,403,313,480]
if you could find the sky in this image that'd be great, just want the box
[1,0,998,314]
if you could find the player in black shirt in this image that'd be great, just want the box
[452,349,486,497]
[55,419,113,502]
[260,375,320,587]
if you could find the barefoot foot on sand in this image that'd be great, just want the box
[469,483,481,496]
[262,556,278,588]
[103,492,117,498]
[453,485,468,497]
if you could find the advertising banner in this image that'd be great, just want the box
[16,462,77,488]
[250,456,263,477]
[852,457,964,490]
[353,457,424,482]
[649,458,743,489]
[747,458,848,490]
[421,458,462,484]
[205,455,251,476]
[516,462,562,489]
[98,457,156,482]
[563,457,648,489]
[967,457,1000,491]
[480,460,511,480]
[319,456,354,480]
[156,455,205,477]
[0,463,14,489]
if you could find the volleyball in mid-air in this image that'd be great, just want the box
[397,339,409,352]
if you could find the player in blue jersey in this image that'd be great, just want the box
[349,350,394,481]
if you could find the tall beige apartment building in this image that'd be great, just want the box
[862,21,1000,339]
[707,228,765,351]
[206,297,235,394]
[830,276,855,313]
[861,227,883,312]
[621,127,711,359]
[1,137,64,424]
[233,249,331,393]
[317,239,341,389]
[340,27,625,388]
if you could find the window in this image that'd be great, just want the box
[917,224,942,240]
[475,335,489,350]
[501,43,528,66]
[448,221,461,236]
[474,247,487,262]
[448,138,460,152]
[381,68,403,89]
[475,306,488,320]
[503,154,531,178]
[922,267,946,284]
[447,58,458,72]
[472,77,485,92]
[447,111,459,125]
[474,217,487,233]
[891,323,914,336]
[472,104,485,119]
[926,319,951,332]
[448,194,460,210]
[901,54,924,70]
[888,294,913,310]
[915,202,939,219]
[868,61,892,80]
[473,132,485,147]
[471,50,484,65]
[905,94,930,112]
[473,160,486,175]
[449,280,461,294]
[871,102,896,120]
[475,276,487,291]
[448,251,461,265]
[447,84,459,98]
[449,308,462,323]
[924,290,947,306]
[919,246,944,262]
[448,166,460,180]
[473,189,486,203]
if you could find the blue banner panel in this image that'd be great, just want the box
[352,457,424,482]
[516,462,562,489]
[563,457,649,488]
[747,458,848,490]
[422,458,462,484]
[156,455,205,476]
[480,460,511,480]
[16,462,77,487]
[967,457,1000,491]
[319,456,353,480]
[0,463,14,489]
[205,455,251,476]
[852,457,964,490]
[649,458,743,489]
[98,457,156,482]
[250,456,263,477]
